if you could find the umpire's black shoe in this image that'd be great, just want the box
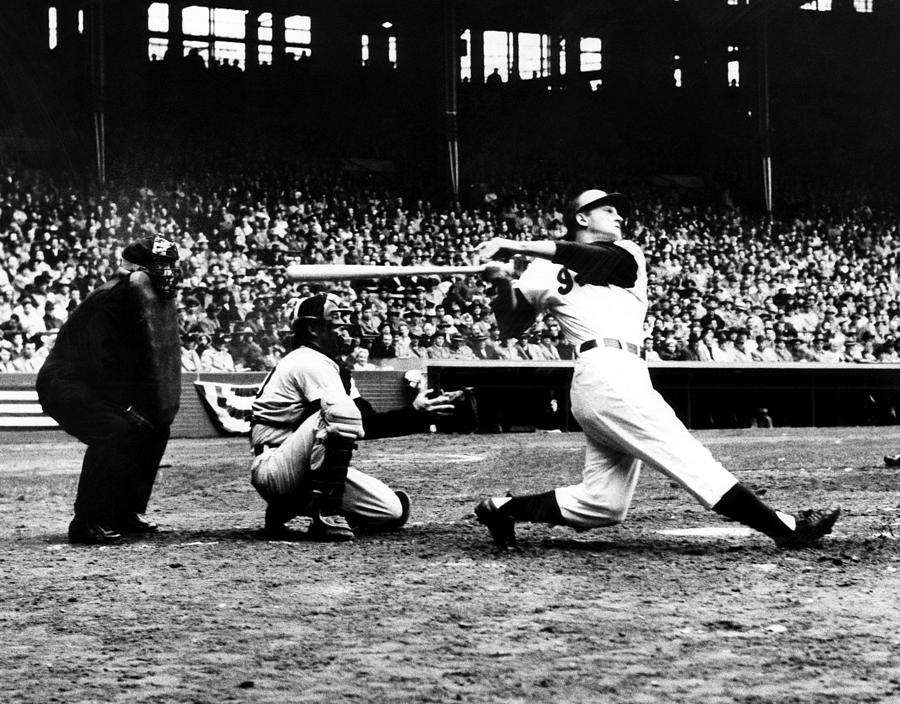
[884,454,900,468]
[68,517,122,545]
[775,505,841,549]
[475,498,518,550]
[113,513,159,535]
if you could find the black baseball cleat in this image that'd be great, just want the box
[68,517,122,545]
[475,497,518,550]
[884,454,900,468]
[307,512,355,542]
[775,505,841,549]
[393,490,411,527]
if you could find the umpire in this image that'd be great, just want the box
[37,236,182,544]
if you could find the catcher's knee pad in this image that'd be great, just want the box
[320,393,364,441]
[309,431,356,514]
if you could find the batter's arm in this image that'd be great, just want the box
[552,241,638,287]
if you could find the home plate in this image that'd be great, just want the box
[659,526,755,538]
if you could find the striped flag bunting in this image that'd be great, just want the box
[193,381,261,435]
[0,388,59,429]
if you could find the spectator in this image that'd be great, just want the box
[181,334,202,372]
[12,338,42,372]
[200,332,236,371]
[425,332,452,360]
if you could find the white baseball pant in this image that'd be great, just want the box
[250,410,403,524]
[556,346,739,529]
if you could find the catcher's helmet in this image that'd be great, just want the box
[290,293,353,334]
[563,189,628,239]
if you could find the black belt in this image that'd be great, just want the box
[253,443,280,456]
[579,338,640,356]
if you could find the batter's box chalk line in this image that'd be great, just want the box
[355,453,485,465]
[658,526,755,538]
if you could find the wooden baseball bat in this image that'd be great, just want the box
[284,262,512,282]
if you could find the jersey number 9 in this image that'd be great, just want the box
[557,267,574,295]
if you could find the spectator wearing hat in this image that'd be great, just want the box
[448,333,477,360]
[469,330,497,360]
[180,334,202,373]
[426,331,452,360]
[369,326,397,361]
[200,332,236,372]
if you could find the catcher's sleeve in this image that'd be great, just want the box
[354,397,432,439]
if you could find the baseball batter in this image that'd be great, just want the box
[474,189,840,550]
[250,292,458,541]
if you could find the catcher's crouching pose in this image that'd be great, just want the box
[250,293,458,542]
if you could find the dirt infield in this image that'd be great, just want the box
[2,428,899,703]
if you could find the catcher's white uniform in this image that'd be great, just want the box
[249,346,403,524]
[514,241,739,528]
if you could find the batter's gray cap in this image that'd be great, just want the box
[563,189,628,231]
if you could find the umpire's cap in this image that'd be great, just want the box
[564,189,628,234]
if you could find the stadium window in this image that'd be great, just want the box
[285,14,312,59]
[214,40,245,68]
[361,34,369,65]
[258,44,273,65]
[517,32,550,80]
[388,36,397,67]
[674,54,682,87]
[148,3,168,33]
[800,0,832,9]
[211,8,245,40]
[727,45,740,86]
[459,29,471,81]
[559,38,566,75]
[257,12,272,42]
[579,37,602,72]
[182,5,211,36]
[48,6,57,50]
[78,9,84,34]
[854,0,872,10]
[148,37,169,61]
[483,30,510,81]
[284,15,310,46]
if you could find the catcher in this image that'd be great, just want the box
[37,236,182,544]
[249,292,462,541]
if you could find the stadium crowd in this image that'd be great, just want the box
[2,165,900,373]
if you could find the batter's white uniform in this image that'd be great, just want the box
[514,240,739,528]
[249,346,403,523]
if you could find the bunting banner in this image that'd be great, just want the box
[0,387,59,429]
[193,381,260,435]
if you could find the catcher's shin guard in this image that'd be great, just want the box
[309,435,355,516]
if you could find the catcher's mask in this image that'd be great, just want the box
[563,189,628,241]
[122,235,181,299]
[290,292,353,354]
